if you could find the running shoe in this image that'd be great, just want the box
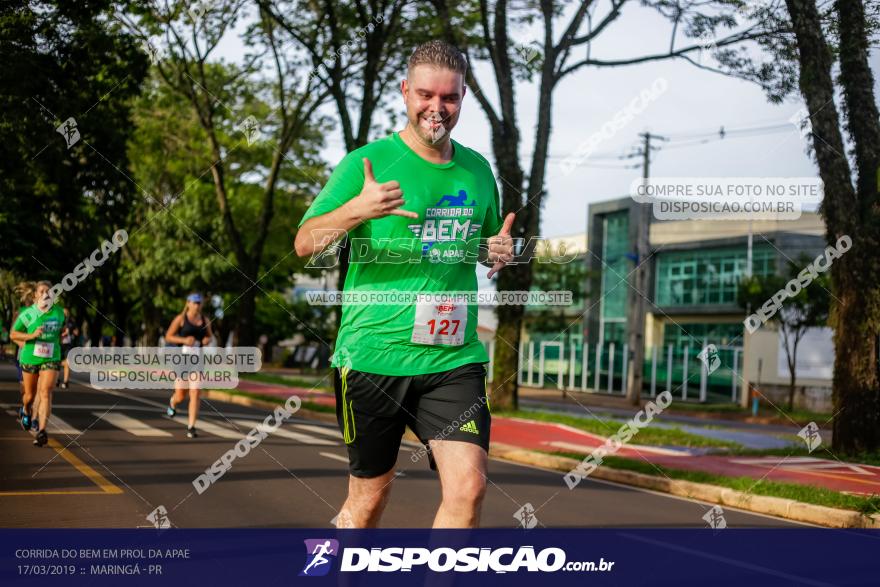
[32,416,39,430]
[166,403,176,418]
[59,381,68,389]
[19,408,31,432]
[186,426,198,439]
[33,430,48,447]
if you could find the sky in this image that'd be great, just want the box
[213,2,880,240]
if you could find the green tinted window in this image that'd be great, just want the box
[661,322,744,351]
[655,246,775,307]
[600,211,629,319]
[599,211,629,344]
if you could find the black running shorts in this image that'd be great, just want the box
[336,362,491,478]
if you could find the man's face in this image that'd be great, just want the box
[401,65,466,144]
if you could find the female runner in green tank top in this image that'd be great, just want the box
[11,281,65,447]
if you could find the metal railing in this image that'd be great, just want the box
[484,338,743,403]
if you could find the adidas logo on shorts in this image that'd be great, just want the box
[459,420,479,435]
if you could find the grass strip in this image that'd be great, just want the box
[551,451,880,515]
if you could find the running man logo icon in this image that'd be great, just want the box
[798,421,822,453]
[56,117,80,149]
[237,115,261,146]
[514,42,539,65]
[146,505,171,529]
[702,505,727,530]
[141,37,166,64]
[513,503,538,529]
[697,344,721,375]
[299,539,339,577]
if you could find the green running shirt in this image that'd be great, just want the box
[299,132,503,376]
[13,304,65,365]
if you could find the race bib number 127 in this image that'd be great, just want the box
[411,294,468,346]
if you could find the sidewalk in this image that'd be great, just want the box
[519,385,826,430]
[518,387,810,450]
[230,378,880,497]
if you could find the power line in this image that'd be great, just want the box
[544,119,795,165]
[659,125,792,151]
[661,122,793,141]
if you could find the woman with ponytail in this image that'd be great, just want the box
[163,293,213,438]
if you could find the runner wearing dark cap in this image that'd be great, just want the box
[164,292,213,438]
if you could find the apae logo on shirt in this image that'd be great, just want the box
[408,190,482,262]
[41,320,61,336]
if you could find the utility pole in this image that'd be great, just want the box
[626,132,666,406]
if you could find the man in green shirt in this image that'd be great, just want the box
[295,40,514,529]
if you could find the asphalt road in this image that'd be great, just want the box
[0,363,804,529]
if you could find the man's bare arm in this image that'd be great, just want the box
[294,202,364,257]
[294,157,417,258]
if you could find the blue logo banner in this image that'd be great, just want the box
[1,529,876,586]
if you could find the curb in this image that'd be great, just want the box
[206,387,876,529]
[488,443,880,529]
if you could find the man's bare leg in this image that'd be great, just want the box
[336,469,396,528]
[430,440,488,528]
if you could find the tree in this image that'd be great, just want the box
[738,257,831,410]
[119,0,332,345]
[124,63,325,346]
[0,0,148,342]
[775,0,879,453]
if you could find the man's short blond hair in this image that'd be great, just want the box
[408,40,467,77]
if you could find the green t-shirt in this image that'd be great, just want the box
[300,131,503,376]
[13,304,65,365]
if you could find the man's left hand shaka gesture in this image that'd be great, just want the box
[487,212,516,279]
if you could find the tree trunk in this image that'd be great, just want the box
[236,278,258,346]
[788,338,798,412]
[490,133,527,411]
[785,0,880,453]
[142,291,161,346]
[107,266,127,345]
[831,0,880,453]
[88,313,103,347]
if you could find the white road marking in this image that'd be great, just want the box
[293,423,343,439]
[47,415,81,435]
[231,419,336,445]
[96,412,172,437]
[172,416,241,439]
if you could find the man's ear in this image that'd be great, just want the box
[401,79,408,102]
[462,83,467,100]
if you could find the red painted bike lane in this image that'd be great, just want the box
[235,380,880,496]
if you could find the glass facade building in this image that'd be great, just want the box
[654,246,776,307]
[598,210,629,344]
[581,197,826,402]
